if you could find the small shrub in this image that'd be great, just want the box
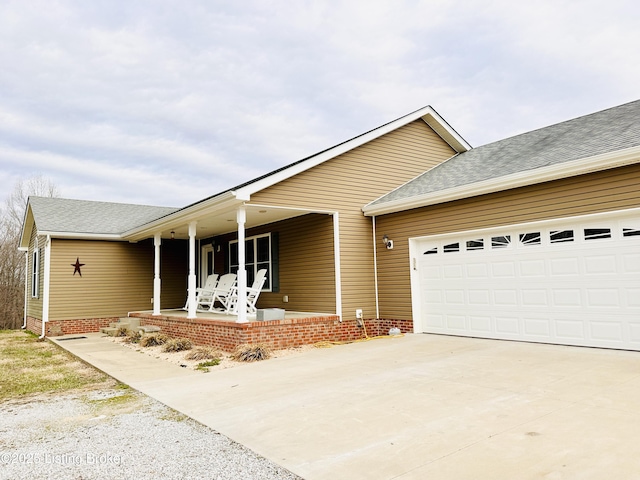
[140,333,169,348]
[162,338,193,353]
[231,343,271,362]
[124,330,142,344]
[184,346,221,361]
[195,359,220,372]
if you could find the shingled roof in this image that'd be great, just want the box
[365,99,640,212]
[27,197,178,235]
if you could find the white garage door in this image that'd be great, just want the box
[412,210,640,350]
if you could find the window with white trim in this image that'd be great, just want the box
[32,248,39,298]
[230,233,272,291]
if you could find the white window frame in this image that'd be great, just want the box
[229,233,272,291]
[31,248,39,298]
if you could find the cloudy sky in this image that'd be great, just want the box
[1,0,638,207]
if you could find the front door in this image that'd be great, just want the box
[200,244,214,287]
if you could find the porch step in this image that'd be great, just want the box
[100,317,141,336]
[137,325,161,333]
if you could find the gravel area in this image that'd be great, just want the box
[0,389,301,480]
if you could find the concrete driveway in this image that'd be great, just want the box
[53,333,640,479]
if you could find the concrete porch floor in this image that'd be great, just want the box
[129,308,334,323]
[51,332,640,479]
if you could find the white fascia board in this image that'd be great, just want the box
[235,106,469,199]
[421,111,471,152]
[122,191,241,240]
[363,145,640,216]
[19,206,35,249]
[36,231,125,241]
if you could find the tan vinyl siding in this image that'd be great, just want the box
[218,214,337,313]
[48,239,155,320]
[250,120,456,319]
[376,163,640,320]
[26,225,43,319]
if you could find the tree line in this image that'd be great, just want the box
[0,176,59,329]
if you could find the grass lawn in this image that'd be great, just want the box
[0,329,113,402]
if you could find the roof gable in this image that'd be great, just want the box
[122,105,470,240]
[234,105,470,199]
[364,99,640,215]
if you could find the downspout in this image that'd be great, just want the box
[21,251,28,329]
[39,235,51,339]
[372,216,380,319]
[333,212,342,320]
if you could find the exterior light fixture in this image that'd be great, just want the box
[382,235,394,250]
[170,231,175,240]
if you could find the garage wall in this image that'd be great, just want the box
[375,163,640,320]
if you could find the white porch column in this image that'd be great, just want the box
[153,233,161,316]
[236,206,248,323]
[333,212,342,320]
[187,221,198,319]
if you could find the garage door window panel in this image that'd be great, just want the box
[466,239,484,251]
[584,228,611,240]
[551,230,575,243]
[492,235,511,249]
[519,232,541,246]
[443,242,460,253]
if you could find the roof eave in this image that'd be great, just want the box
[363,145,640,216]
[122,190,242,240]
[37,232,125,241]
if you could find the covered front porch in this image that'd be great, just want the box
[123,197,343,326]
[127,309,351,352]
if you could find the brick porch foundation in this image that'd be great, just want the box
[129,312,413,352]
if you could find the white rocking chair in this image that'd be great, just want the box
[183,274,218,311]
[208,273,238,313]
[227,269,268,315]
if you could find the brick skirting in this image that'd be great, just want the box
[26,314,413,350]
[26,316,118,337]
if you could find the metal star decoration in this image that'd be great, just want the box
[71,257,85,276]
